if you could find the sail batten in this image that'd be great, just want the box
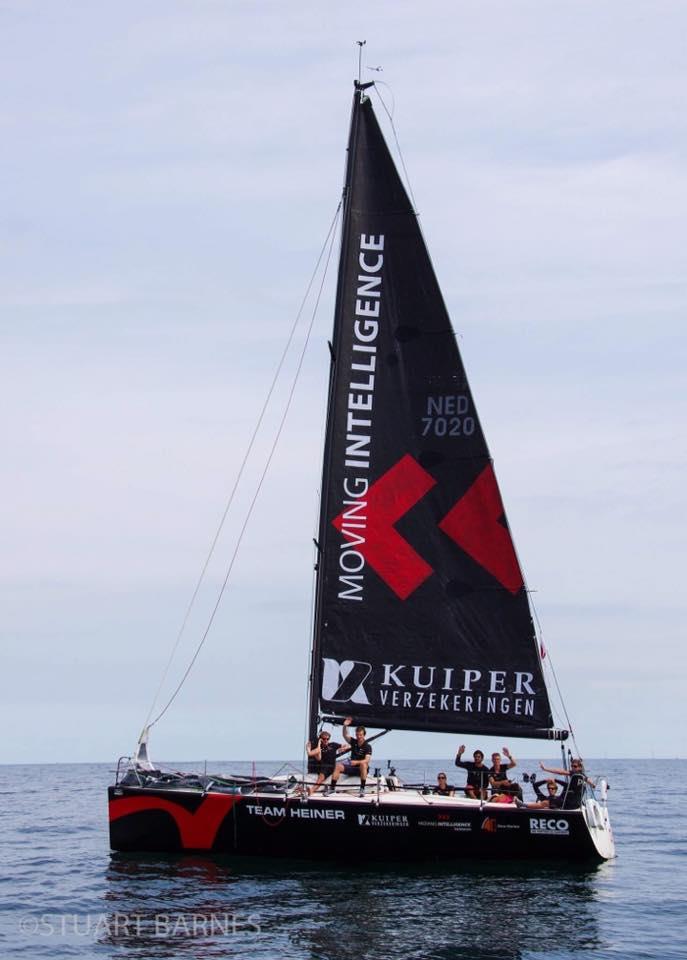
[309,88,555,740]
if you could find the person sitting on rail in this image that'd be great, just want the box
[538,759,596,809]
[305,730,345,795]
[433,772,455,796]
[330,717,372,797]
[455,745,489,799]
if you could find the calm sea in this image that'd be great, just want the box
[1,759,683,959]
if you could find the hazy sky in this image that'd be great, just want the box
[2,1,685,765]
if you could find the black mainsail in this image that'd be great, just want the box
[309,84,563,742]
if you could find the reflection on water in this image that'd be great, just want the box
[101,854,607,959]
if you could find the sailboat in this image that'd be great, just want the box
[108,81,615,862]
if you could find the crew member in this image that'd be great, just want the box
[455,745,489,799]
[330,717,372,797]
[538,758,596,809]
[305,730,344,795]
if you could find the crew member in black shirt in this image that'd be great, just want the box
[305,730,344,795]
[488,747,520,797]
[455,745,489,799]
[433,773,455,796]
[538,759,596,809]
[330,717,372,796]
[515,778,566,809]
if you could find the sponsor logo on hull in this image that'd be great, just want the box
[529,817,570,836]
[480,816,522,833]
[418,819,472,832]
[357,813,409,828]
[244,804,345,822]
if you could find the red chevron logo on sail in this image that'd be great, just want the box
[333,454,436,600]
[438,464,524,595]
[333,455,523,599]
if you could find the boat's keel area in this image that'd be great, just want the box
[108,778,615,862]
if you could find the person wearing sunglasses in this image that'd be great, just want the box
[514,778,566,809]
[537,758,597,809]
[433,772,455,797]
[305,729,344,795]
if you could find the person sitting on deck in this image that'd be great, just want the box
[515,778,566,809]
[455,745,489,799]
[537,759,596,809]
[488,747,521,799]
[330,718,372,797]
[305,730,345,795]
[433,773,455,796]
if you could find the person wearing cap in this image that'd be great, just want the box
[305,730,343,795]
[538,759,596,809]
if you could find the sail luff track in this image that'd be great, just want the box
[308,85,364,742]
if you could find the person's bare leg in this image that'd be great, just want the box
[308,773,325,796]
[330,763,344,792]
[358,760,369,794]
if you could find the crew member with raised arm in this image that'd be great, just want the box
[305,729,345,795]
[538,758,596,809]
[515,778,567,809]
[455,745,489,799]
[330,717,372,797]
[488,747,520,798]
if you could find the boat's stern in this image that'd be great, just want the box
[581,779,616,860]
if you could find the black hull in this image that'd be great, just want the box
[108,786,608,863]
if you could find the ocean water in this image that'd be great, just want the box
[1,759,683,959]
